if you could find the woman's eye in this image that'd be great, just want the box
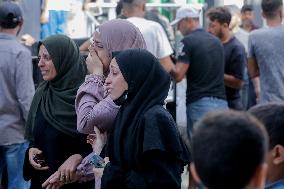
[96,43,103,48]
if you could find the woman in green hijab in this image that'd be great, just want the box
[24,35,93,189]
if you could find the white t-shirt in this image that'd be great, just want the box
[47,0,71,11]
[127,17,173,59]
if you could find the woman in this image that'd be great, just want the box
[38,19,146,188]
[24,35,93,189]
[75,19,146,134]
[101,49,190,189]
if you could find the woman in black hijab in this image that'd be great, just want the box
[101,49,189,189]
[24,35,93,189]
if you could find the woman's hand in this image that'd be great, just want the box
[86,47,104,76]
[93,157,110,189]
[57,154,83,183]
[93,126,107,154]
[86,126,107,154]
[42,171,65,189]
[28,147,49,170]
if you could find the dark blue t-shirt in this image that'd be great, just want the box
[223,36,246,109]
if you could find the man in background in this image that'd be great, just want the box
[207,7,246,110]
[248,0,284,104]
[0,2,35,189]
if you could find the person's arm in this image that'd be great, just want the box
[248,57,260,102]
[224,74,244,89]
[76,74,119,134]
[169,62,189,82]
[159,56,174,73]
[224,47,246,89]
[247,34,260,102]
[76,46,120,134]
[155,23,175,73]
[15,50,35,121]
[40,0,49,24]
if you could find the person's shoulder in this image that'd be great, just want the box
[1,38,31,56]
[128,17,149,25]
[143,105,173,122]
[250,27,271,38]
[146,19,164,30]
[232,36,245,49]
[185,30,222,47]
[17,44,32,57]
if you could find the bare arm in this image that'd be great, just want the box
[40,0,49,24]
[224,74,244,89]
[169,62,189,82]
[159,56,174,73]
[248,57,260,102]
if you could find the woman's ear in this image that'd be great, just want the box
[189,163,202,184]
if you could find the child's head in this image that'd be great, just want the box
[191,110,268,189]
[249,103,284,184]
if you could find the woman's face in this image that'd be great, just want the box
[38,45,57,81]
[105,58,128,100]
[89,31,111,71]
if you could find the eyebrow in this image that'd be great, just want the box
[110,64,119,70]
[95,39,102,44]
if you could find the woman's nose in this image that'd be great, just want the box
[38,58,44,67]
[105,75,111,85]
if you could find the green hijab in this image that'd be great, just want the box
[25,35,87,141]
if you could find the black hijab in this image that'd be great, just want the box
[105,49,189,174]
[25,35,87,141]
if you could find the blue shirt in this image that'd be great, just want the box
[265,180,284,189]
[0,33,35,145]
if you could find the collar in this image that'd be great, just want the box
[0,32,17,40]
[191,27,203,33]
[265,180,284,189]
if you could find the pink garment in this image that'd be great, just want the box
[75,74,119,133]
[75,19,147,188]
[76,19,146,134]
[99,19,146,58]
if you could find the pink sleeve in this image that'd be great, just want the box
[75,74,119,134]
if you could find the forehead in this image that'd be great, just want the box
[39,45,49,54]
[242,10,253,14]
[110,58,118,67]
[207,19,221,26]
[93,31,101,41]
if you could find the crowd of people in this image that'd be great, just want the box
[1,0,284,189]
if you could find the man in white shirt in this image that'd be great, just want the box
[122,0,174,72]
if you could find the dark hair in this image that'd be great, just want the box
[122,0,145,8]
[261,0,283,19]
[0,2,23,29]
[249,103,284,150]
[206,6,232,25]
[192,110,268,189]
[0,13,22,28]
[241,4,253,13]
